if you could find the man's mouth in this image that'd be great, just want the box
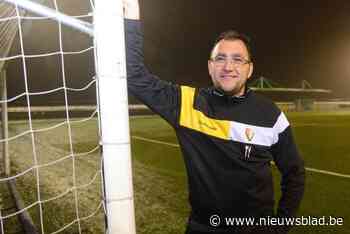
[220,75,238,79]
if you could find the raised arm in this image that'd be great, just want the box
[123,0,180,126]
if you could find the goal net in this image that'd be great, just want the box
[0,0,135,233]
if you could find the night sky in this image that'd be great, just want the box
[140,0,350,99]
[6,0,350,106]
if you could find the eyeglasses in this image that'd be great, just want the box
[212,55,251,67]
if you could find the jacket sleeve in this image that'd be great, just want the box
[270,112,305,232]
[124,19,180,126]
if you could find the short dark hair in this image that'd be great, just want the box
[211,30,253,61]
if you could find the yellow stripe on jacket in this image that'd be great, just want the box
[179,86,231,140]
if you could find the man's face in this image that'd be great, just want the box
[208,39,253,96]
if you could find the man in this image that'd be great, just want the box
[123,0,305,233]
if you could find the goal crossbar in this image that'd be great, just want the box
[3,0,93,36]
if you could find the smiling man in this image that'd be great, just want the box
[123,1,305,233]
[208,30,253,97]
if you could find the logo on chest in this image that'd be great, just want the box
[245,128,255,142]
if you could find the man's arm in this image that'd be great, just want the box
[272,125,305,215]
[271,114,305,232]
[123,0,180,126]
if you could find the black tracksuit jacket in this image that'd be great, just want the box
[125,19,305,233]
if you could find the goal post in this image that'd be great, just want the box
[1,0,136,233]
[94,0,136,233]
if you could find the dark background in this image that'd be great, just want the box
[140,0,350,98]
[5,0,350,106]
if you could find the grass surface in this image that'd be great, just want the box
[1,111,350,233]
[129,112,350,234]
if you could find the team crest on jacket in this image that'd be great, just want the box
[245,128,255,142]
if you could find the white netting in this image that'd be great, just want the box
[0,0,106,233]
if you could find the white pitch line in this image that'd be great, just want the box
[131,135,350,179]
[304,167,350,179]
[132,136,180,148]
[293,123,350,127]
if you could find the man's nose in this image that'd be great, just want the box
[223,60,237,71]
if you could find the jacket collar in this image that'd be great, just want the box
[211,86,252,100]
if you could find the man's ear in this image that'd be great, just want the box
[208,60,214,77]
[247,62,254,79]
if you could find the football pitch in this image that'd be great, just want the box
[129,111,350,234]
[3,111,350,233]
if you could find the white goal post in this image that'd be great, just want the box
[2,0,136,233]
[94,0,136,233]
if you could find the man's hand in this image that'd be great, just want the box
[123,0,140,20]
